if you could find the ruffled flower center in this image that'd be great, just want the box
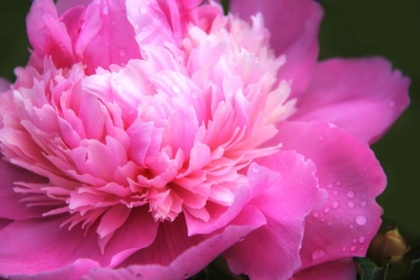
[0,12,295,249]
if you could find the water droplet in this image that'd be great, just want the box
[349,224,354,229]
[359,236,366,243]
[361,201,367,207]
[140,6,147,14]
[312,249,326,260]
[239,236,245,242]
[112,21,116,26]
[346,191,355,199]
[350,246,357,252]
[333,191,339,196]
[332,201,340,209]
[359,246,364,251]
[183,273,190,279]
[342,246,347,251]
[321,218,325,222]
[136,273,143,278]
[313,212,319,218]
[324,207,330,213]
[252,164,260,173]
[328,222,332,226]
[347,202,354,209]
[355,215,367,226]
[319,136,324,141]
[336,181,342,186]
[389,101,395,108]
[327,184,333,189]
[102,6,109,14]
[119,49,127,57]
[191,90,199,99]
[352,238,358,243]
[172,85,180,93]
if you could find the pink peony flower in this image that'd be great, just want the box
[0,0,410,279]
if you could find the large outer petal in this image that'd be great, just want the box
[26,0,75,69]
[271,121,385,270]
[0,208,158,276]
[56,0,92,16]
[291,58,410,143]
[80,206,266,280]
[0,159,50,220]
[291,258,356,280]
[223,151,326,280]
[229,0,323,98]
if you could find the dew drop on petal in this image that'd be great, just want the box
[136,273,143,278]
[327,184,333,189]
[350,246,357,252]
[239,236,245,242]
[349,224,354,229]
[324,207,330,213]
[183,273,190,279]
[252,164,260,173]
[359,236,366,243]
[312,249,326,260]
[328,222,332,226]
[332,201,340,209]
[342,246,347,251]
[119,49,127,57]
[355,215,367,226]
[361,201,367,207]
[346,191,355,199]
[352,238,358,243]
[102,6,109,14]
[319,136,324,141]
[313,212,319,218]
[347,202,354,209]
[336,181,342,186]
[333,191,339,196]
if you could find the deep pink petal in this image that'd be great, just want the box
[82,205,265,280]
[74,0,141,74]
[291,57,410,143]
[224,152,326,280]
[0,208,158,276]
[4,259,100,280]
[271,121,385,270]
[26,0,75,69]
[56,0,92,16]
[291,258,356,280]
[0,159,50,220]
[229,0,323,98]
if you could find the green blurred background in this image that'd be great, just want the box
[0,0,419,247]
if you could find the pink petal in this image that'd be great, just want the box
[0,208,158,276]
[291,57,410,143]
[291,258,356,280]
[272,121,385,270]
[0,159,49,220]
[56,0,92,16]
[74,0,141,74]
[224,151,326,280]
[3,259,100,280]
[0,78,10,93]
[229,0,323,98]
[82,205,265,280]
[26,0,75,69]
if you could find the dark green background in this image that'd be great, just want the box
[0,0,419,246]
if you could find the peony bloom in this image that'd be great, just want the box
[0,0,410,279]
